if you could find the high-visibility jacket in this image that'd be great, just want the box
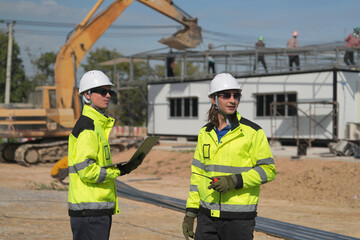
[68,104,121,217]
[186,112,276,219]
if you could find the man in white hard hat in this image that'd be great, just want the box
[287,30,300,71]
[67,70,143,240]
[182,73,276,240]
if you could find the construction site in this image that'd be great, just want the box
[1,0,360,239]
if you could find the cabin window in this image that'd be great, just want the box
[169,97,198,118]
[49,89,57,109]
[255,92,297,117]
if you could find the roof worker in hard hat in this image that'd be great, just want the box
[344,27,360,68]
[254,36,268,73]
[68,70,144,240]
[287,30,300,71]
[182,73,276,240]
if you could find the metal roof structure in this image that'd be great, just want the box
[100,44,360,83]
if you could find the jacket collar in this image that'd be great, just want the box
[82,104,115,128]
[205,112,241,132]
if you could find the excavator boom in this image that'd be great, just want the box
[54,0,134,110]
[138,0,202,50]
[0,0,202,166]
[55,0,201,110]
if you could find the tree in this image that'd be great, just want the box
[27,50,56,86]
[81,47,149,126]
[0,31,31,103]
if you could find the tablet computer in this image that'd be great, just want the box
[104,136,160,168]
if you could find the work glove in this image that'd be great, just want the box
[117,153,145,175]
[208,175,236,194]
[182,213,195,240]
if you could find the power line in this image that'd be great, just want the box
[0,19,262,45]
[0,19,180,29]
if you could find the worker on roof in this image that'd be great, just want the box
[344,28,360,68]
[166,49,175,77]
[68,70,143,240]
[182,73,277,240]
[253,36,268,73]
[287,30,300,71]
[207,43,216,74]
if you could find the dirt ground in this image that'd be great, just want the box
[0,141,360,240]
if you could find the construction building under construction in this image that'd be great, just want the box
[102,43,360,147]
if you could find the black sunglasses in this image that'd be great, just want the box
[91,88,116,97]
[218,92,241,100]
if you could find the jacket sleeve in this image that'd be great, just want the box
[73,129,120,183]
[239,129,276,189]
[185,133,203,214]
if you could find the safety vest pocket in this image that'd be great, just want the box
[203,144,210,159]
[104,145,110,160]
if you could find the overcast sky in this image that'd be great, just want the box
[0,0,359,75]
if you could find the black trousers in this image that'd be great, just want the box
[70,215,112,240]
[195,213,255,240]
[288,55,300,71]
[254,56,268,72]
[344,51,355,66]
[208,61,215,73]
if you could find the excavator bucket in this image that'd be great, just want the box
[159,21,202,50]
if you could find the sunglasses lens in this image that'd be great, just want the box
[93,88,115,97]
[219,92,240,100]
[233,93,240,99]
[223,92,231,99]
[108,90,115,97]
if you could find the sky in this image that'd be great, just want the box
[0,0,359,76]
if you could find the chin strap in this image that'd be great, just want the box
[81,90,105,115]
[215,95,231,128]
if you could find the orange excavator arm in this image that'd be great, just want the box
[54,0,202,110]
[54,0,133,110]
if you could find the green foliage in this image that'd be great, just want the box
[81,47,120,74]
[0,31,31,103]
[27,50,56,86]
[174,61,200,76]
[82,47,149,126]
[109,83,147,126]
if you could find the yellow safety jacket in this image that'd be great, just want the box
[186,112,276,219]
[68,105,121,217]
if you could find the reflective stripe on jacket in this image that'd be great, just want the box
[68,105,121,217]
[186,112,276,219]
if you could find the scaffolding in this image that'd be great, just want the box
[270,101,339,147]
[99,44,360,82]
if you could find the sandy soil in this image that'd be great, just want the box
[0,142,360,240]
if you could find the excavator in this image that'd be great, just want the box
[0,0,202,166]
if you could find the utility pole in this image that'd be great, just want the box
[5,21,15,105]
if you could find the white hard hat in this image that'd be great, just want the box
[79,70,114,94]
[208,73,241,97]
[292,30,299,37]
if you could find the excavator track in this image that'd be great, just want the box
[13,140,68,167]
[0,138,141,167]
